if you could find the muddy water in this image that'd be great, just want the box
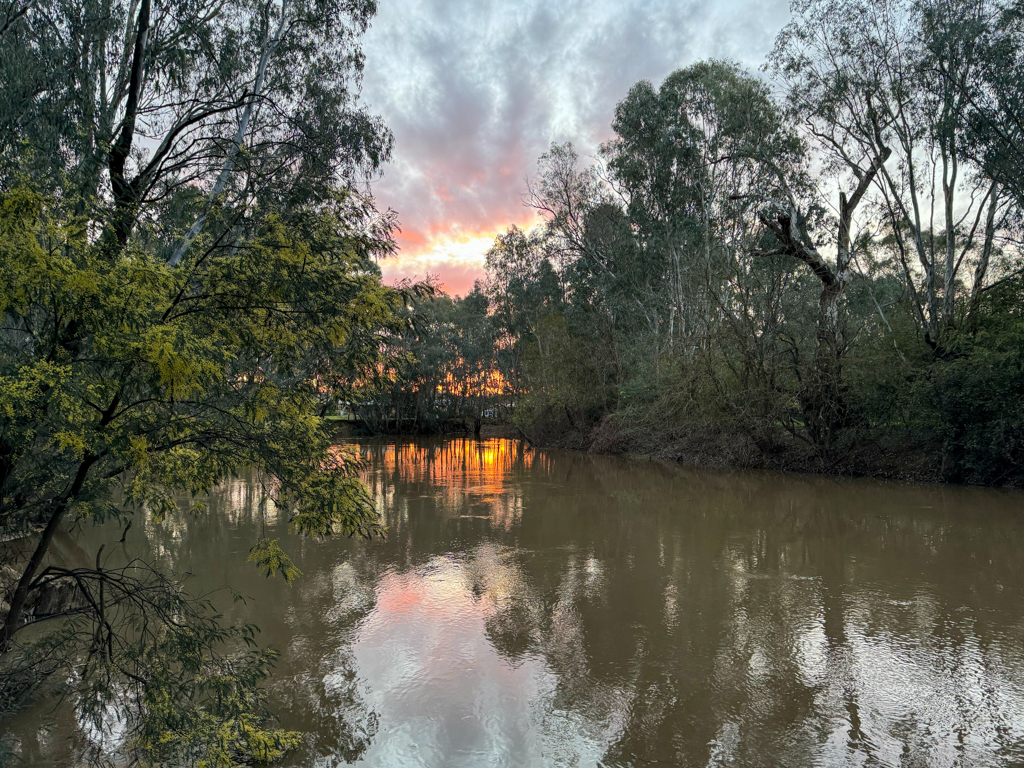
[13,438,1024,767]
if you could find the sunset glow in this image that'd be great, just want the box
[379,218,540,297]
[361,439,542,531]
[439,367,512,398]
[361,0,790,301]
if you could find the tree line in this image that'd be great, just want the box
[382,0,1024,486]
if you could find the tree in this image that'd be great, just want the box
[602,62,803,350]
[0,184,405,762]
[526,143,614,287]
[0,0,391,260]
[964,1,1024,205]
[0,0,406,761]
[450,287,502,434]
[939,0,1024,311]
[769,0,1016,355]
[525,144,654,353]
[475,38,1022,479]
[484,226,560,395]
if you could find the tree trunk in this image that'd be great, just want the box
[167,0,291,267]
[1,456,96,654]
[966,183,1000,329]
[761,147,890,448]
[804,281,846,448]
[104,0,151,252]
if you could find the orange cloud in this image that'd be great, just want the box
[381,214,541,297]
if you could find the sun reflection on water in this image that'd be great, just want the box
[360,438,539,532]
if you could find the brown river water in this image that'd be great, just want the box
[10,437,1024,767]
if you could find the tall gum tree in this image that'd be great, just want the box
[768,0,1017,357]
[599,62,819,434]
[966,2,1024,205]
[601,63,807,348]
[0,0,392,254]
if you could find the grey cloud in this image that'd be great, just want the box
[360,0,791,252]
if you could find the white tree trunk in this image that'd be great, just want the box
[167,0,290,267]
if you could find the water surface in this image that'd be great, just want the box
[14,438,1024,767]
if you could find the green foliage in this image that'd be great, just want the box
[960,0,1024,206]
[514,310,617,435]
[0,180,406,760]
[0,0,409,759]
[247,538,302,583]
[0,0,391,206]
[918,283,1024,482]
[0,186,397,542]
[113,607,303,767]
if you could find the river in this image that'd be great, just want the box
[11,437,1024,767]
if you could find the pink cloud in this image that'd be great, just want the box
[360,0,791,300]
[381,259,485,297]
[380,214,540,297]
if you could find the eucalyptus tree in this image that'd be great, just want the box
[484,225,560,392]
[525,143,662,350]
[600,72,705,347]
[0,0,391,256]
[592,62,830,442]
[938,0,1024,310]
[601,62,806,354]
[966,1,1024,205]
[525,143,613,284]
[452,287,502,433]
[769,0,1019,355]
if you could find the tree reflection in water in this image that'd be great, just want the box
[11,437,1024,767]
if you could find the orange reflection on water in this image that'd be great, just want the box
[375,438,534,490]
[360,438,540,531]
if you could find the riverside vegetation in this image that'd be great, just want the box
[0,0,1022,765]
[372,0,1024,487]
[0,0,424,763]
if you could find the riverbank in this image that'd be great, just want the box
[515,415,1021,488]
[330,418,521,441]
[337,414,1018,487]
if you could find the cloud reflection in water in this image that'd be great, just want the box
[12,438,1024,768]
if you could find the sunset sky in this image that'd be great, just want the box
[360,0,792,296]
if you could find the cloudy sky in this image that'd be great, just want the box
[360,0,792,295]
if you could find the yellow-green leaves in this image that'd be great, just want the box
[0,360,70,418]
[1,182,398,763]
[246,537,302,583]
[138,324,225,401]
